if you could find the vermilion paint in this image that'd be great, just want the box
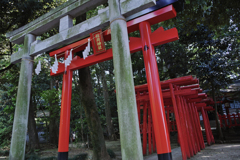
[58,51,73,155]
[169,83,187,160]
[139,21,172,159]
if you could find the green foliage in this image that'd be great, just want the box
[0,150,9,156]
[86,4,108,19]
[41,89,59,110]
[0,0,64,34]
[167,0,240,34]
[180,24,239,90]
[0,58,19,147]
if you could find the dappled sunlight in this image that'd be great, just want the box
[224,144,240,148]
[189,144,240,160]
[211,144,240,149]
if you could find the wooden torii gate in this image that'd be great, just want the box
[6,0,183,160]
[135,76,215,160]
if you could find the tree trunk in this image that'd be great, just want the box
[78,67,111,160]
[76,12,110,160]
[48,70,59,146]
[95,66,102,97]
[211,83,224,141]
[80,102,84,142]
[48,96,59,146]
[27,95,40,150]
[99,63,117,141]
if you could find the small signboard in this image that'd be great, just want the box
[90,29,106,55]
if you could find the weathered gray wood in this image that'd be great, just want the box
[108,0,143,159]
[9,0,156,64]
[29,9,109,58]
[59,15,73,32]
[120,0,156,17]
[11,49,24,64]
[9,34,35,160]
[6,0,108,44]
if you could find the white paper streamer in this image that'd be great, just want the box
[35,60,41,75]
[83,39,90,59]
[65,49,73,68]
[51,54,59,74]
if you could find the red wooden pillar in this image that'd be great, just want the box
[189,103,201,152]
[176,91,191,158]
[175,88,191,158]
[143,101,148,155]
[183,99,197,155]
[137,92,141,127]
[205,111,215,144]
[180,96,194,157]
[188,101,198,154]
[166,107,170,133]
[169,84,187,160]
[194,106,205,149]
[148,105,152,155]
[139,21,171,160]
[58,51,73,159]
[152,125,156,152]
[201,107,211,145]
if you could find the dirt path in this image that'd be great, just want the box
[145,143,240,160]
[1,141,239,160]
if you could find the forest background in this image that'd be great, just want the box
[0,0,240,157]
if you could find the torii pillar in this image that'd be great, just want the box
[9,34,35,160]
[139,22,172,159]
[108,0,143,159]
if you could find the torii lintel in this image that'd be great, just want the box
[49,5,178,76]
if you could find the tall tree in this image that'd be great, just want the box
[78,67,111,160]
[27,95,40,150]
[99,63,117,141]
[76,13,111,160]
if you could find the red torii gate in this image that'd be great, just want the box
[135,76,200,159]
[50,5,178,159]
[135,77,200,156]
[134,76,215,160]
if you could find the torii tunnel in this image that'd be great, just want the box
[135,75,215,160]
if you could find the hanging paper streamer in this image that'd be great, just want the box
[69,49,73,61]
[35,60,41,75]
[64,49,73,68]
[51,54,59,74]
[83,39,90,59]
